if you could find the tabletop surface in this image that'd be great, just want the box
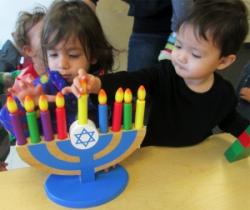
[1,133,250,210]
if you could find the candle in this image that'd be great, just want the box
[98,89,108,133]
[56,92,68,140]
[39,95,53,141]
[135,85,146,129]
[78,78,88,125]
[112,87,123,132]
[123,88,132,130]
[6,96,27,145]
[24,95,41,143]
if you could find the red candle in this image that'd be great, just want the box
[55,92,67,140]
[112,87,124,132]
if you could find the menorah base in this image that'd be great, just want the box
[44,165,128,208]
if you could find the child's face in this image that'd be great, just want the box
[171,24,226,83]
[24,19,45,75]
[26,20,43,58]
[47,36,92,83]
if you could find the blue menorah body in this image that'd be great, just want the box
[17,126,146,208]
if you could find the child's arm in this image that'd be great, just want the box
[239,87,250,102]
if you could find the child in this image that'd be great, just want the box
[65,0,250,147]
[12,6,46,77]
[0,0,115,136]
[0,6,44,74]
[0,7,46,169]
[6,7,46,102]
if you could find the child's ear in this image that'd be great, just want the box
[217,54,236,70]
[22,45,34,57]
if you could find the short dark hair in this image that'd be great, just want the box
[12,6,46,51]
[41,0,115,72]
[177,0,249,57]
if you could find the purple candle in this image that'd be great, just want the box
[6,96,27,145]
[39,95,54,141]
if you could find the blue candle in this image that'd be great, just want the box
[98,89,108,133]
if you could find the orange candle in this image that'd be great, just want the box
[55,92,67,140]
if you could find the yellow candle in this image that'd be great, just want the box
[78,78,88,125]
[135,85,146,129]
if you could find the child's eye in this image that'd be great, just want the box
[48,52,58,58]
[192,53,201,59]
[69,54,80,58]
[174,44,181,49]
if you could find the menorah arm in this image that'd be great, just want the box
[17,141,81,175]
[94,127,146,171]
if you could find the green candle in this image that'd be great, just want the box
[24,96,41,143]
[123,88,132,130]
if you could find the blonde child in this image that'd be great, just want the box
[0,7,46,170]
[65,0,250,147]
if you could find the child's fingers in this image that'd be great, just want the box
[61,86,72,95]
[7,87,15,95]
[62,86,81,98]
[46,94,56,102]
[35,84,43,95]
[71,85,82,98]
[78,68,87,78]
[240,95,250,102]
[73,77,82,92]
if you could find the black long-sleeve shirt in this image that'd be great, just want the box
[100,60,249,147]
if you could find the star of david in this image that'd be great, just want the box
[74,128,96,147]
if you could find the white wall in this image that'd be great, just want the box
[0,0,52,47]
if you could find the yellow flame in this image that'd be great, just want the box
[98,89,107,104]
[137,85,146,100]
[56,92,65,108]
[39,95,48,111]
[115,87,124,103]
[80,78,87,94]
[6,96,18,114]
[124,88,132,103]
[24,96,35,112]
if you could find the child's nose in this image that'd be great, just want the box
[177,51,187,64]
[58,56,69,69]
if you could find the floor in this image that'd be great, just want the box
[3,0,250,170]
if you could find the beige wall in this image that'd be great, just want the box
[96,0,133,71]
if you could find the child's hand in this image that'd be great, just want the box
[8,79,43,105]
[62,69,101,97]
[8,80,56,105]
[239,87,250,102]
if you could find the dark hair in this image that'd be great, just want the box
[41,0,115,72]
[177,0,249,57]
[12,6,46,51]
